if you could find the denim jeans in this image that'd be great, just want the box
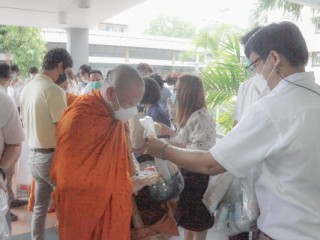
[29,151,55,240]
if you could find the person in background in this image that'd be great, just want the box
[7,65,24,112]
[51,65,146,240]
[160,74,216,240]
[24,67,39,85]
[20,48,73,240]
[5,64,28,218]
[233,26,264,125]
[146,22,320,240]
[131,76,179,240]
[55,73,78,105]
[78,64,92,85]
[165,73,179,122]
[64,68,79,95]
[142,76,171,127]
[137,62,153,77]
[230,26,263,240]
[0,63,24,228]
[77,64,92,93]
[150,73,172,117]
[83,70,104,94]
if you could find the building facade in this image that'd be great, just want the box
[42,27,197,77]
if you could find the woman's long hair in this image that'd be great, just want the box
[175,74,206,128]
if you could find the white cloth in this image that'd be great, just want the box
[24,76,35,85]
[82,82,94,94]
[233,75,267,122]
[172,108,216,150]
[0,85,24,158]
[210,72,320,239]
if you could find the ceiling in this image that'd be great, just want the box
[0,0,147,29]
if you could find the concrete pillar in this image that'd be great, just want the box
[67,28,89,74]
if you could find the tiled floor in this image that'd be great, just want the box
[11,204,57,236]
[10,204,228,239]
[9,172,228,239]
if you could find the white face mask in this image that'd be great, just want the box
[112,90,138,122]
[256,54,276,91]
[252,74,267,94]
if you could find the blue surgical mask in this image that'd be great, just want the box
[91,81,102,89]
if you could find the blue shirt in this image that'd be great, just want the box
[146,102,171,127]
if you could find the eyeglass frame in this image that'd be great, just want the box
[245,57,261,72]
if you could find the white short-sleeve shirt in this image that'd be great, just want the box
[210,72,320,239]
[20,74,67,148]
[0,85,24,157]
[7,80,24,108]
[233,75,267,122]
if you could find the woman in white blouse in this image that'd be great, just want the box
[161,74,216,240]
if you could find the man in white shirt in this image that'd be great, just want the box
[7,64,29,211]
[146,22,320,240]
[7,65,24,112]
[233,27,264,124]
[0,63,24,230]
[24,66,39,85]
[20,48,73,240]
[231,26,263,240]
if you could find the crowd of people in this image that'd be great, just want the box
[0,20,319,240]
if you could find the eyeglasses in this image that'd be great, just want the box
[245,57,261,72]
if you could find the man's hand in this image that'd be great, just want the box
[145,137,168,159]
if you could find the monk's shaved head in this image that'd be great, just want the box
[100,64,145,111]
[106,64,144,91]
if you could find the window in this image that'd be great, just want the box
[128,47,172,60]
[89,45,126,58]
[312,52,320,67]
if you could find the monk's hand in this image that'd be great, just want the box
[145,137,168,158]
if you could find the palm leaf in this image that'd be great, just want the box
[250,0,304,25]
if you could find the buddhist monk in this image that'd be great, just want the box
[51,64,145,240]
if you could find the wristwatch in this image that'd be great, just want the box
[0,167,6,180]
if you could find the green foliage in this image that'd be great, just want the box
[250,0,303,25]
[0,26,47,77]
[144,14,196,39]
[190,24,249,133]
[201,34,249,133]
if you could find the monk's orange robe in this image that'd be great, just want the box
[51,90,132,240]
[66,92,78,106]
